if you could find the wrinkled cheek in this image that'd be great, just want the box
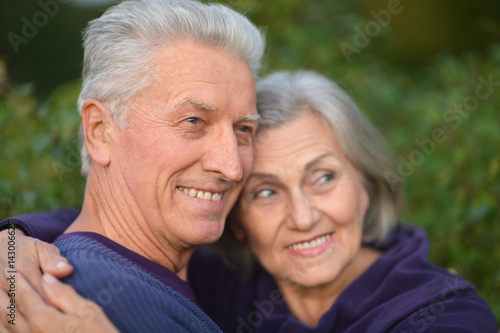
[248,236,273,265]
[241,148,255,179]
[316,195,350,225]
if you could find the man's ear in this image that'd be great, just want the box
[81,99,114,167]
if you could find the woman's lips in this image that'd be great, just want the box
[286,233,334,258]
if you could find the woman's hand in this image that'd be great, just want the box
[0,272,118,332]
[0,228,73,302]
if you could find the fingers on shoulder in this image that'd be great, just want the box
[42,274,99,317]
[36,241,73,277]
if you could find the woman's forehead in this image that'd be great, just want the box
[252,112,346,171]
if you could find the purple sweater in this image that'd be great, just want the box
[53,232,221,332]
[189,225,498,332]
[1,211,497,332]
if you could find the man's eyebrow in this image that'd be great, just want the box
[178,99,259,122]
[179,99,218,113]
[240,114,261,122]
[304,152,335,171]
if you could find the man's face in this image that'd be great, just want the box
[111,39,258,251]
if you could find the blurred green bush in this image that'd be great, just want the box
[0,0,498,326]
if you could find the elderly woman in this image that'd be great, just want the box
[0,71,496,332]
[188,71,497,332]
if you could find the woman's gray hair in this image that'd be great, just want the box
[211,70,405,274]
[78,0,265,176]
[254,70,404,244]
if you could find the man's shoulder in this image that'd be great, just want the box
[55,235,185,307]
[55,235,144,274]
[55,235,222,333]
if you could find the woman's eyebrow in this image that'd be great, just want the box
[304,152,335,171]
[246,172,279,182]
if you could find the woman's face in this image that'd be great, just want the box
[234,111,369,288]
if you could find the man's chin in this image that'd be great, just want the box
[184,220,226,246]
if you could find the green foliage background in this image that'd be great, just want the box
[1,0,499,325]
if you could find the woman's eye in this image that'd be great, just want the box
[316,173,334,185]
[186,117,200,125]
[254,189,275,199]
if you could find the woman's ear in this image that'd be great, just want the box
[81,99,114,167]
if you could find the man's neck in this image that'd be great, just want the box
[65,171,193,281]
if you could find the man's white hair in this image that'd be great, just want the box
[78,0,265,176]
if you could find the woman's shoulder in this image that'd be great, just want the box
[393,288,497,332]
[363,223,479,308]
[339,223,497,332]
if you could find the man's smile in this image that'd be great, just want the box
[178,186,223,202]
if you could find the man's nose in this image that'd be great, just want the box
[201,127,244,182]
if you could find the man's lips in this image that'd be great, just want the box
[178,186,223,202]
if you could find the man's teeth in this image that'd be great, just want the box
[288,234,331,250]
[178,187,222,202]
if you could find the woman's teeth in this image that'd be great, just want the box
[288,234,331,250]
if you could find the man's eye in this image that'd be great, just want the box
[235,125,254,146]
[254,189,275,199]
[186,117,200,125]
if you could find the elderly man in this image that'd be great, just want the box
[0,0,264,332]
